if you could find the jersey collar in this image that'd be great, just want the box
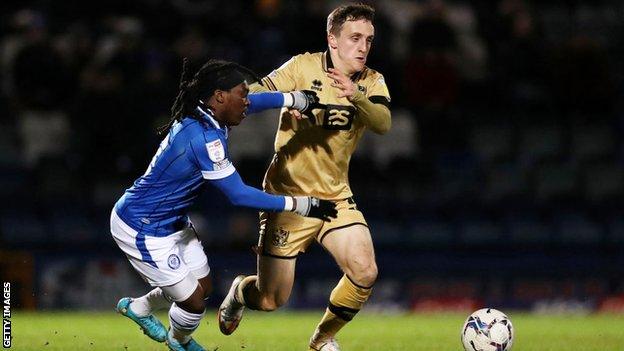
[323,51,365,82]
[196,106,229,138]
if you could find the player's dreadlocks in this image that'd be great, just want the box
[158,58,262,134]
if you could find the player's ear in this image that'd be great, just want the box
[328,33,338,49]
[214,90,226,104]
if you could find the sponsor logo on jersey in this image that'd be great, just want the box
[271,228,290,247]
[167,254,181,270]
[322,105,356,130]
[206,140,225,162]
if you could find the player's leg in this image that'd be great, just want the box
[310,224,377,350]
[160,273,206,351]
[180,225,212,300]
[162,226,212,350]
[219,211,317,335]
[125,226,213,316]
[218,255,296,335]
[111,211,169,343]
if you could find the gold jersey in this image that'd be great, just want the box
[251,51,391,200]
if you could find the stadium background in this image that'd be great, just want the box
[1,0,623,317]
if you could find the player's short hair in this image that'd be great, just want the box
[158,58,261,134]
[326,3,375,36]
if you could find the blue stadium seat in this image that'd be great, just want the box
[469,124,514,164]
[505,213,553,245]
[553,211,604,245]
[583,162,624,203]
[519,125,564,165]
[407,219,454,246]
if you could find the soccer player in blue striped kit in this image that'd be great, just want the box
[111,59,337,351]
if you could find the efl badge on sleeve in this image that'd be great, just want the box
[206,140,225,162]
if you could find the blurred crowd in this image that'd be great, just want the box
[2,0,624,311]
[1,0,624,252]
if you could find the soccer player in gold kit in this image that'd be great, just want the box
[218,4,391,350]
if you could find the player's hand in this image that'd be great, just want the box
[327,68,357,100]
[287,108,304,120]
[290,90,324,119]
[291,196,337,221]
[291,90,319,111]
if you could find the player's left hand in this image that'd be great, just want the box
[290,90,324,119]
[327,68,356,100]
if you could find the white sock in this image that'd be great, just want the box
[129,288,171,317]
[168,303,205,344]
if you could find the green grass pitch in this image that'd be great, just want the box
[10,310,624,350]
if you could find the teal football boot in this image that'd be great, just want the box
[165,329,206,351]
[116,297,167,342]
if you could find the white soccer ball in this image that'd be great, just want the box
[461,308,514,351]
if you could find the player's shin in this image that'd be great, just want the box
[168,303,205,344]
[314,274,373,338]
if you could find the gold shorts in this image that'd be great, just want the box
[258,198,368,258]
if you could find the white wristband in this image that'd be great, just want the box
[282,92,295,108]
[284,196,295,212]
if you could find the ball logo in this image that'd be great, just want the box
[167,254,181,270]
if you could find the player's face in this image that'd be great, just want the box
[330,19,374,74]
[222,82,250,126]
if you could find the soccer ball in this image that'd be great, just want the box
[461,308,514,351]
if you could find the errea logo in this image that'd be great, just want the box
[311,79,323,91]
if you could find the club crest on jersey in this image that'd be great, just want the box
[271,227,290,247]
[206,140,225,162]
[167,254,181,270]
[311,79,323,91]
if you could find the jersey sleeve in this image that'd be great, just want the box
[255,55,300,93]
[211,171,286,211]
[189,132,236,180]
[366,73,391,108]
[247,92,285,114]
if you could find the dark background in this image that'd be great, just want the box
[1,0,623,313]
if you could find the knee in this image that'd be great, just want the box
[182,296,206,314]
[180,286,207,314]
[348,258,378,287]
[200,280,213,299]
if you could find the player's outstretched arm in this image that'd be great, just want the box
[247,91,320,115]
[211,171,337,221]
[327,68,391,134]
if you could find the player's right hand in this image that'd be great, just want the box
[291,196,337,221]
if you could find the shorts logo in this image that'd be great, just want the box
[167,254,181,270]
[271,228,290,247]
